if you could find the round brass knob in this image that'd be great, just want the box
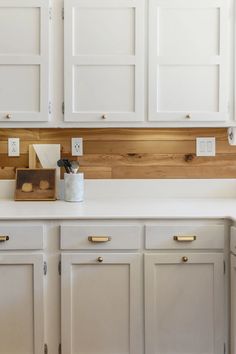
[185,114,191,119]
[97,257,103,263]
[6,114,12,119]
[101,114,107,120]
[182,256,188,263]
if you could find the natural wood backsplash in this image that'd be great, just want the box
[0,128,236,179]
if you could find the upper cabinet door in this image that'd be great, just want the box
[149,0,229,122]
[0,0,49,122]
[64,0,144,122]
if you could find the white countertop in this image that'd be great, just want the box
[1,180,236,221]
[0,197,236,221]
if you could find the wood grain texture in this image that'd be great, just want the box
[0,128,236,179]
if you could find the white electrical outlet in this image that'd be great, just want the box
[196,137,216,156]
[72,138,83,156]
[8,138,20,157]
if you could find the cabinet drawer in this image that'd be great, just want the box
[145,224,224,250]
[60,225,142,250]
[0,225,44,250]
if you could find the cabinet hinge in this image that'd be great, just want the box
[44,262,47,276]
[62,102,65,114]
[48,101,52,115]
[58,343,62,354]
[44,344,48,354]
[49,7,52,20]
[62,7,64,20]
[58,261,61,276]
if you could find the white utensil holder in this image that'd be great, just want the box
[64,173,84,202]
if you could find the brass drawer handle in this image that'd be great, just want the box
[0,235,9,242]
[97,257,104,263]
[182,256,189,263]
[88,236,111,243]
[173,236,196,242]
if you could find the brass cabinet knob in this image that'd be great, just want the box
[182,256,188,263]
[97,257,104,263]
[185,114,191,119]
[0,235,9,242]
[6,114,12,119]
[101,114,107,120]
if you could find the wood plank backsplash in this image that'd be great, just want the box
[1,128,236,179]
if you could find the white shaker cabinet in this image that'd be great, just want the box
[64,0,144,122]
[145,253,225,354]
[0,220,228,354]
[61,253,142,354]
[231,254,236,354]
[0,0,50,122]
[0,254,45,354]
[148,0,229,123]
[231,226,236,354]
[0,224,45,354]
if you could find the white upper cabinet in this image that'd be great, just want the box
[64,0,144,122]
[0,0,49,122]
[148,0,229,123]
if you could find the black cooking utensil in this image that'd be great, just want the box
[57,159,71,174]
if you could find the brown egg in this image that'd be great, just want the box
[39,180,50,190]
[22,183,33,193]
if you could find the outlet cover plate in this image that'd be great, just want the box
[71,137,83,156]
[8,138,20,157]
[196,137,216,157]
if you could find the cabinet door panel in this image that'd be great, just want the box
[61,253,142,354]
[0,7,40,55]
[145,253,224,354]
[0,0,49,122]
[74,65,135,112]
[74,7,135,56]
[64,0,144,122]
[158,65,219,112]
[0,254,44,354]
[149,0,228,122]
[159,7,219,57]
[0,65,40,111]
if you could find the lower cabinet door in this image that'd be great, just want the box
[231,255,236,354]
[0,254,45,354]
[61,253,142,354]
[145,253,225,354]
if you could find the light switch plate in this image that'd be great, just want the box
[71,138,83,156]
[8,138,20,157]
[196,137,216,156]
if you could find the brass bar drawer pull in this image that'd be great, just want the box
[173,236,196,242]
[88,236,112,243]
[0,235,9,242]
